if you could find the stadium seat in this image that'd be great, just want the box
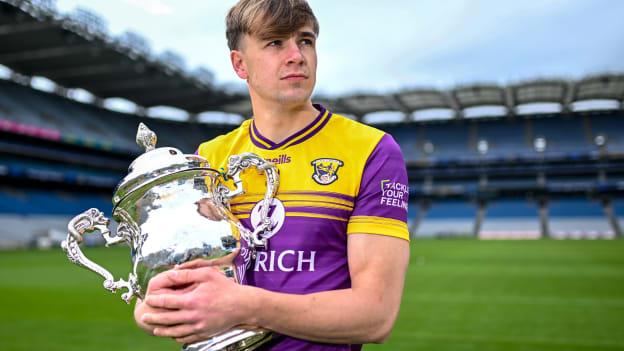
[609,197,624,235]
[0,188,112,248]
[530,116,592,155]
[415,200,476,237]
[589,113,624,154]
[474,118,530,157]
[420,123,471,158]
[547,197,614,239]
[380,125,418,162]
[0,80,234,155]
[479,198,541,239]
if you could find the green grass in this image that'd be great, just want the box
[0,247,177,351]
[370,239,624,351]
[1,240,624,350]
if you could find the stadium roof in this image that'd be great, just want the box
[326,74,623,120]
[395,75,623,119]
[0,0,247,115]
[0,0,622,122]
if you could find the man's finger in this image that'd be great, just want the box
[142,310,196,327]
[176,334,206,345]
[175,258,216,269]
[145,293,188,309]
[147,270,186,292]
[147,269,201,292]
[153,324,196,339]
[149,267,222,292]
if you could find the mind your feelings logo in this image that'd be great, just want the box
[311,158,344,185]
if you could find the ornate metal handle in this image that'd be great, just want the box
[219,153,280,249]
[60,208,139,303]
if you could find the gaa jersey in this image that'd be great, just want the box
[196,104,409,351]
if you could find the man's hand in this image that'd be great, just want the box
[139,266,252,345]
[134,268,197,334]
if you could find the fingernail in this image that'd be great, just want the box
[142,313,150,322]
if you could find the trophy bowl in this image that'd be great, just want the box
[61,123,279,351]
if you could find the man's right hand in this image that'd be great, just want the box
[133,271,198,334]
[134,298,160,334]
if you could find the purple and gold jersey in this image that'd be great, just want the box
[196,104,409,351]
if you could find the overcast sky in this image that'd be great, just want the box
[53,0,624,98]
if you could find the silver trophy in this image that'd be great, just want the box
[61,123,279,351]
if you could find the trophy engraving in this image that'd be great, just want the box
[61,124,278,351]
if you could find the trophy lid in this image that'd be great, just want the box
[112,123,213,207]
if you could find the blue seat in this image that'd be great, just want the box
[0,188,111,216]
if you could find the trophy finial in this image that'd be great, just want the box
[136,123,157,152]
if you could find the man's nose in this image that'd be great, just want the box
[285,40,304,64]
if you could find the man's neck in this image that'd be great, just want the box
[251,100,319,144]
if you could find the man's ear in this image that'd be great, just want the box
[230,50,248,80]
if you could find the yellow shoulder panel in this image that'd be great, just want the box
[197,119,251,167]
[320,114,386,196]
[328,114,386,147]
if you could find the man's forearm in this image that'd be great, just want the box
[243,284,401,344]
[240,235,408,344]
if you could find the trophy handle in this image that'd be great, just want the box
[220,153,280,249]
[60,208,139,304]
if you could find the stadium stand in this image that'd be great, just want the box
[0,79,240,248]
[419,122,471,159]
[414,200,476,237]
[0,79,236,154]
[0,186,112,248]
[486,177,538,190]
[612,198,624,232]
[380,125,418,162]
[479,197,541,239]
[474,118,529,157]
[547,197,614,239]
[530,115,591,155]
[588,113,624,153]
[406,200,418,233]
[0,0,623,248]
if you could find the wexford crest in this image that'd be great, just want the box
[311,158,344,185]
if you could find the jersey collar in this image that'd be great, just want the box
[249,104,332,150]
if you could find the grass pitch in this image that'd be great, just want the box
[1,239,623,351]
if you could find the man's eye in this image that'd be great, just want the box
[268,40,282,47]
[301,39,314,46]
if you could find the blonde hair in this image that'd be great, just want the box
[226,0,319,50]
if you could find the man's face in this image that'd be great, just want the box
[232,25,317,107]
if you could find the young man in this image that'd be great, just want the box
[134,0,410,350]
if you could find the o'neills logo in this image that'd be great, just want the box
[265,154,291,165]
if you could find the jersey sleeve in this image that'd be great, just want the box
[347,134,410,241]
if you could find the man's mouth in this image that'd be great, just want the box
[281,74,308,81]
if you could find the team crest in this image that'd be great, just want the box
[311,158,344,185]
